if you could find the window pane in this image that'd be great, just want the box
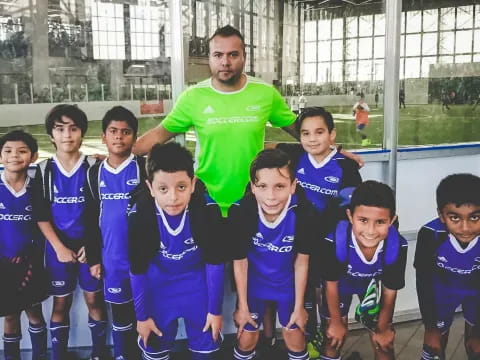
[439,31,454,54]
[318,19,331,40]
[346,39,357,60]
[438,55,453,64]
[331,62,342,82]
[303,63,317,83]
[374,36,384,58]
[422,33,437,55]
[455,30,472,54]
[304,42,316,62]
[331,40,343,61]
[318,41,330,62]
[359,15,373,37]
[304,21,316,41]
[404,57,420,78]
[373,61,384,81]
[475,29,480,52]
[455,55,471,63]
[332,18,343,39]
[457,6,473,29]
[358,60,371,81]
[317,62,330,83]
[423,9,438,32]
[440,7,455,31]
[346,17,357,37]
[405,34,421,56]
[345,61,357,81]
[421,56,436,78]
[374,14,385,36]
[358,37,372,59]
[406,11,421,33]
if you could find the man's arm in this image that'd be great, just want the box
[133,124,177,156]
[281,123,299,141]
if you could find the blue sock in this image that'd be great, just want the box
[288,349,309,360]
[88,316,108,357]
[3,333,21,360]
[29,323,47,360]
[50,321,70,360]
[233,346,255,360]
[112,321,134,359]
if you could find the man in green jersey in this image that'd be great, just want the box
[134,25,297,216]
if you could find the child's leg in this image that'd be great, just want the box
[262,301,277,345]
[50,294,73,360]
[277,299,309,360]
[234,297,265,360]
[111,301,139,359]
[369,329,395,360]
[3,312,21,360]
[421,328,447,360]
[84,290,108,358]
[465,322,480,359]
[320,317,348,359]
[25,303,47,360]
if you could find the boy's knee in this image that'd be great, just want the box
[282,328,306,352]
[237,331,259,351]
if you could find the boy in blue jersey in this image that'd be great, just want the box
[231,149,315,360]
[274,107,362,355]
[415,174,480,360]
[127,142,226,360]
[32,105,108,360]
[0,130,48,360]
[85,106,145,360]
[320,181,407,360]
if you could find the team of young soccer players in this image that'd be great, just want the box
[0,104,479,360]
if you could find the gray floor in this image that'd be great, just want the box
[1,314,470,359]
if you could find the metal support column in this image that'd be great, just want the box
[383,0,402,191]
[169,0,186,145]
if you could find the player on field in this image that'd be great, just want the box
[32,105,108,360]
[271,107,362,357]
[85,106,145,359]
[415,174,480,360]
[0,130,48,360]
[128,142,227,360]
[352,96,370,147]
[231,149,317,360]
[320,181,407,360]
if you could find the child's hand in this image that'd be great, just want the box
[56,245,77,263]
[372,327,395,352]
[233,307,258,339]
[286,307,308,333]
[137,318,162,347]
[77,247,87,263]
[89,264,102,279]
[327,319,347,350]
[203,313,223,342]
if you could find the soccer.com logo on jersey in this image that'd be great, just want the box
[297,180,338,196]
[0,203,32,221]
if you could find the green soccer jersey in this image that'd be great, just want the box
[162,76,295,216]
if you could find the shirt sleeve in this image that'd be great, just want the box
[130,272,148,321]
[276,143,304,168]
[206,263,225,315]
[318,235,345,281]
[269,87,296,128]
[160,89,194,134]
[30,165,53,222]
[381,240,408,290]
[339,158,362,189]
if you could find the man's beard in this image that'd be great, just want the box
[217,71,242,86]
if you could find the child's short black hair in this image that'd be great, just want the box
[146,142,194,182]
[250,149,295,183]
[0,130,38,155]
[436,173,480,210]
[102,106,138,136]
[45,104,88,136]
[295,107,335,133]
[350,180,396,218]
[208,25,246,54]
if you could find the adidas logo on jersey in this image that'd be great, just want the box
[255,232,263,239]
[99,180,106,188]
[437,256,447,263]
[54,185,59,194]
[203,105,215,114]
[0,202,5,210]
[297,168,305,175]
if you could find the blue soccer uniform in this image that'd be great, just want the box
[230,192,315,330]
[0,173,48,359]
[320,220,408,318]
[415,218,480,334]
[33,154,106,359]
[277,144,361,215]
[128,183,226,360]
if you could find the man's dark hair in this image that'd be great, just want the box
[0,130,38,155]
[146,142,194,182]
[295,106,335,133]
[350,180,396,218]
[208,25,246,54]
[102,106,138,136]
[250,149,295,183]
[436,173,480,210]
[45,104,88,137]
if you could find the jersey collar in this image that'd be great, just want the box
[307,148,337,169]
[448,233,479,253]
[1,172,29,198]
[258,195,293,229]
[53,153,85,178]
[155,201,188,236]
[351,230,384,265]
[103,153,134,174]
[209,73,249,95]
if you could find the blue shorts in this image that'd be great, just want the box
[103,263,132,304]
[138,289,221,357]
[431,287,480,334]
[320,292,361,319]
[45,241,102,296]
[244,295,297,331]
[357,124,366,130]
